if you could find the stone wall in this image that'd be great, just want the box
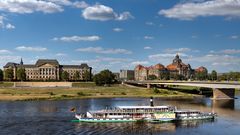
[14,82,72,88]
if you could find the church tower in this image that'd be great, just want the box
[20,58,23,65]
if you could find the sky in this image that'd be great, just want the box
[0,0,240,73]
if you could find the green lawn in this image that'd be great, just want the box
[0,84,194,101]
[0,82,14,87]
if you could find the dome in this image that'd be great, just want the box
[154,63,165,70]
[166,64,178,71]
[195,66,207,72]
[135,64,145,70]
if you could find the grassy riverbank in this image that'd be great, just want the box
[0,82,196,101]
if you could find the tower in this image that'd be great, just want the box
[173,53,182,64]
[20,58,23,65]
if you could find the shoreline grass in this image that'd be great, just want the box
[0,84,199,101]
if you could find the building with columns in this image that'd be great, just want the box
[3,59,92,81]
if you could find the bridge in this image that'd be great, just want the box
[124,81,240,99]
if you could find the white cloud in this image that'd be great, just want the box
[76,47,132,54]
[146,22,154,26]
[187,54,240,65]
[116,12,133,21]
[144,46,152,50]
[221,49,240,54]
[149,53,188,59]
[191,35,198,39]
[0,15,4,28]
[159,0,240,20]
[6,23,15,29]
[82,4,133,21]
[0,0,63,14]
[159,24,164,27]
[15,46,47,52]
[0,55,21,67]
[131,61,149,65]
[144,36,154,40]
[164,48,192,53]
[47,0,72,6]
[72,1,89,8]
[0,16,15,30]
[53,35,101,42]
[72,56,133,72]
[113,28,123,32]
[209,49,240,54]
[0,49,11,54]
[55,53,67,56]
[230,35,239,39]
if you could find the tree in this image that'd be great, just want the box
[73,71,80,81]
[160,71,170,80]
[4,68,14,81]
[196,71,208,80]
[211,70,217,81]
[61,71,69,81]
[148,75,157,80]
[83,70,91,81]
[17,68,26,81]
[0,69,3,81]
[170,74,185,80]
[93,69,116,86]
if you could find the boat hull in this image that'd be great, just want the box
[176,115,215,121]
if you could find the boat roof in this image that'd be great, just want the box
[117,106,172,109]
[175,110,199,112]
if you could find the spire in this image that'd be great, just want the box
[176,53,179,59]
[20,58,23,65]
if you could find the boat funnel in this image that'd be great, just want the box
[150,97,154,107]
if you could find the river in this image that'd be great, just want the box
[0,91,240,135]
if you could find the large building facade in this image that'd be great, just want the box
[120,70,134,80]
[3,59,92,81]
[135,54,207,81]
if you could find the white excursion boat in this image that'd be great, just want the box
[72,97,216,123]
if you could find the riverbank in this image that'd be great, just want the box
[0,83,197,101]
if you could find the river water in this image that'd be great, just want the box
[0,92,240,135]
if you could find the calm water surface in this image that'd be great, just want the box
[0,91,240,135]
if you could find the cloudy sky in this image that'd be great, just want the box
[0,0,240,73]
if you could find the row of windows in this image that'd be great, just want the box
[27,76,56,79]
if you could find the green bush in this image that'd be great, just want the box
[153,88,160,94]
[77,92,85,96]
[121,92,127,95]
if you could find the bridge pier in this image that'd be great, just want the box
[213,88,235,99]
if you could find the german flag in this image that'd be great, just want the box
[70,107,76,112]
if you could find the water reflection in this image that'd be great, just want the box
[212,100,234,109]
[73,119,215,135]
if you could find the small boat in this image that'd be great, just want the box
[72,97,216,123]
[175,110,216,120]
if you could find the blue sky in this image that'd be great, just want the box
[0,0,240,73]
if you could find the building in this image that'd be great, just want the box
[113,72,120,80]
[3,59,92,81]
[166,54,194,79]
[120,70,134,80]
[134,54,207,81]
